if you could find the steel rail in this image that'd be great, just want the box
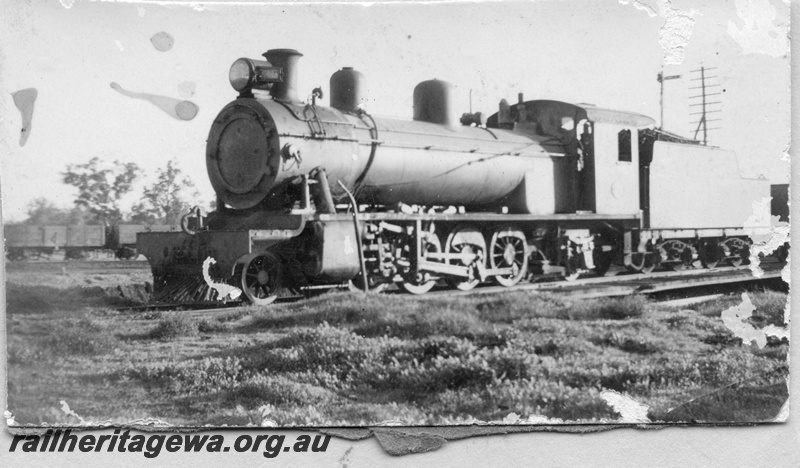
[117,262,785,316]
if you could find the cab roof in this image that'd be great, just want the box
[487,99,656,130]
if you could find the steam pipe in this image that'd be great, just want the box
[312,168,336,214]
[337,180,370,294]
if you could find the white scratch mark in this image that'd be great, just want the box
[137,7,146,17]
[657,0,696,65]
[502,412,521,423]
[721,293,789,349]
[202,257,242,301]
[258,404,278,427]
[59,0,75,9]
[600,390,651,423]
[375,419,404,426]
[727,0,788,57]
[524,414,566,424]
[115,40,125,52]
[4,411,16,427]
[60,401,88,425]
[619,0,657,17]
[344,235,355,256]
[743,197,790,278]
[113,417,172,427]
[773,378,789,422]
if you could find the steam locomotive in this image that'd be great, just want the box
[137,48,775,305]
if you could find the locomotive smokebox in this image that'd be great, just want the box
[263,49,303,103]
[330,67,365,113]
[206,99,282,210]
[413,79,457,127]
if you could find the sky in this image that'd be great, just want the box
[0,0,790,223]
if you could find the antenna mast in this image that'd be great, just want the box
[688,65,722,145]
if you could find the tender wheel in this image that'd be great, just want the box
[727,256,743,268]
[628,252,657,274]
[445,226,487,291]
[699,240,724,269]
[677,246,695,269]
[659,240,695,271]
[239,252,282,305]
[592,246,615,277]
[400,233,442,295]
[723,238,750,267]
[489,227,528,287]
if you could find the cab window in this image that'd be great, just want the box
[618,129,632,162]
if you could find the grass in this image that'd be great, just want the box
[47,318,119,354]
[5,267,790,426]
[148,315,199,339]
[749,290,789,327]
[8,317,119,364]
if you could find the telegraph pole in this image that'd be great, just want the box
[657,68,681,129]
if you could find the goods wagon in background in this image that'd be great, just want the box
[4,224,179,261]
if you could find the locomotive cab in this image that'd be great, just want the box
[585,106,653,216]
[487,100,654,216]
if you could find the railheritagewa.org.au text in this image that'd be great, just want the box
[10,429,330,458]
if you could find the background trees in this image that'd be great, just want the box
[130,159,199,225]
[35,157,201,226]
[62,157,140,225]
[21,198,95,225]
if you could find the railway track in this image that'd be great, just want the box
[427,262,785,300]
[6,259,150,271]
[117,260,786,317]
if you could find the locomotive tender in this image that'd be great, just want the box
[137,48,772,305]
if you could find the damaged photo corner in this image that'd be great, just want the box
[0,0,795,463]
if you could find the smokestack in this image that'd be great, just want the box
[262,48,303,103]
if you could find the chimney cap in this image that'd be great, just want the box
[263,48,303,59]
